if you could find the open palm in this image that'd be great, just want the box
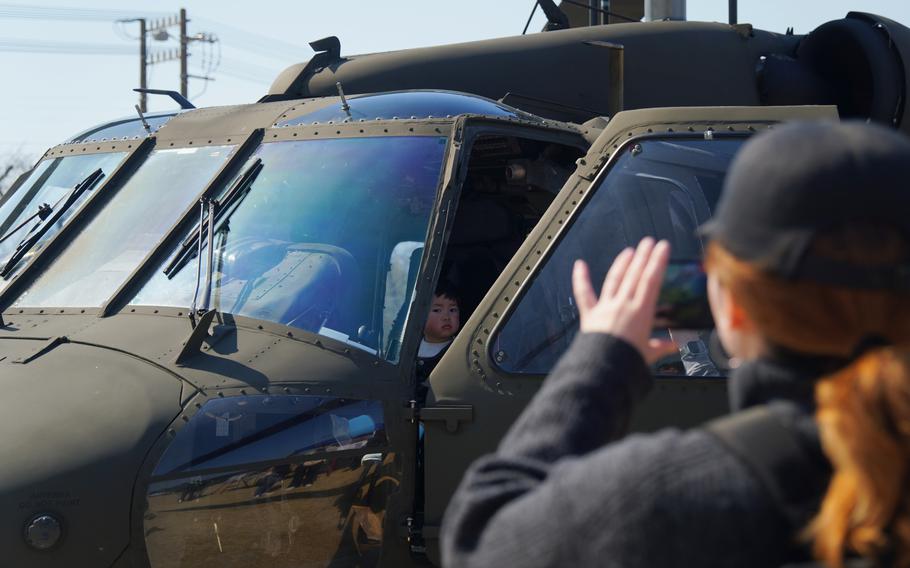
[572,237,676,364]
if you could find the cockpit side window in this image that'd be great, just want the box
[490,137,743,376]
[435,135,583,325]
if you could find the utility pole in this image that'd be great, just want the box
[119,17,150,112]
[729,0,737,24]
[179,8,188,98]
[139,18,147,112]
[120,9,216,109]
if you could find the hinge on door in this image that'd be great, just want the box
[404,400,419,423]
[403,400,473,433]
[401,515,440,553]
[404,515,427,555]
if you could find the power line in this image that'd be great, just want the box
[214,68,272,85]
[0,37,133,54]
[112,20,139,41]
[195,16,309,60]
[0,5,288,93]
[191,34,222,99]
[219,57,276,78]
[0,3,168,21]
[216,57,278,84]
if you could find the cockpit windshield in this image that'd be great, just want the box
[13,146,235,308]
[132,136,447,361]
[0,152,127,291]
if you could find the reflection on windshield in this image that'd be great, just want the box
[0,152,127,292]
[493,138,743,375]
[277,91,533,126]
[133,137,446,361]
[14,146,235,308]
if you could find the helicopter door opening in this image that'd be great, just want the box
[438,134,584,324]
[409,133,583,532]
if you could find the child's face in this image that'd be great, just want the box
[424,294,460,343]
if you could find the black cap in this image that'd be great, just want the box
[699,120,910,289]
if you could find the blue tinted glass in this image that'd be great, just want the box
[133,137,447,361]
[152,396,385,476]
[69,114,175,142]
[493,138,744,376]
[277,91,534,126]
[15,146,235,308]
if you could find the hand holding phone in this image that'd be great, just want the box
[654,260,714,330]
[572,237,678,364]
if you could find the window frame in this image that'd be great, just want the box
[484,131,752,379]
[0,138,156,312]
[127,134,453,361]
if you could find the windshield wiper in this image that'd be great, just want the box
[191,198,216,317]
[163,158,263,279]
[187,198,208,322]
[0,203,52,246]
[0,168,105,278]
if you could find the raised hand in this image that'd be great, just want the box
[572,237,676,364]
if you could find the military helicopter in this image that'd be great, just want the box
[0,1,907,566]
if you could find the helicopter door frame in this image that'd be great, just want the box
[393,116,587,551]
[396,117,590,388]
[419,105,839,564]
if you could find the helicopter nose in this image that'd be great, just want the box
[0,339,184,566]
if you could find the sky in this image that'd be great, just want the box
[1,0,908,164]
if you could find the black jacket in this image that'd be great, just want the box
[440,333,830,568]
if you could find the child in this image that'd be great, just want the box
[416,282,460,382]
[414,282,461,519]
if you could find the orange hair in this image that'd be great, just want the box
[704,225,910,568]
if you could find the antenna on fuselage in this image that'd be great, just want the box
[134,104,152,135]
[133,88,195,110]
[336,82,352,119]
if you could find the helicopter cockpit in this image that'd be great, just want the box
[0,89,590,566]
[1,90,583,370]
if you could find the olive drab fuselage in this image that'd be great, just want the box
[0,9,906,568]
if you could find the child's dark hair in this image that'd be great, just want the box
[434,280,460,305]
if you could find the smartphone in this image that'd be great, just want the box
[653,260,713,329]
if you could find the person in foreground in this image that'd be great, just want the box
[440,121,910,568]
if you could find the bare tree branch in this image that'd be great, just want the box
[0,149,35,196]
